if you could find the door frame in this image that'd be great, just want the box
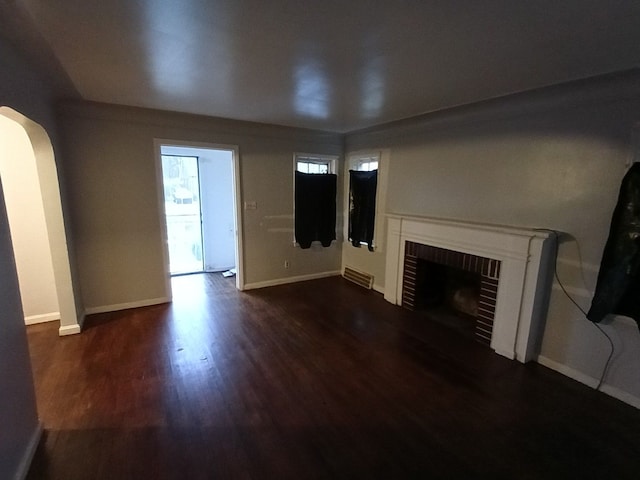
[153,139,244,296]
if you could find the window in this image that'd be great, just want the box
[293,153,338,248]
[295,153,335,174]
[354,157,378,172]
[346,152,385,251]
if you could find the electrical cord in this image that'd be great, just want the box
[536,229,615,391]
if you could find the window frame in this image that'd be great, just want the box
[344,150,387,251]
[294,153,337,175]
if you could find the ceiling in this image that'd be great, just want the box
[10,0,640,132]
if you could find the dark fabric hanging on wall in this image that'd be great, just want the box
[588,163,640,329]
[294,171,337,249]
[349,170,377,251]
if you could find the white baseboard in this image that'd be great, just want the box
[372,283,384,294]
[536,355,640,409]
[14,421,42,480]
[24,312,60,325]
[243,271,340,290]
[84,297,171,315]
[58,323,81,336]
[494,347,516,361]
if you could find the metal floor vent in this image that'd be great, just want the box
[343,266,374,289]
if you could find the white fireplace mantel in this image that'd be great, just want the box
[384,214,555,363]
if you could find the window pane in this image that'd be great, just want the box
[298,161,329,174]
[358,160,377,171]
[296,155,334,175]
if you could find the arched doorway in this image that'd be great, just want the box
[0,107,81,335]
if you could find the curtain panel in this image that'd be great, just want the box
[294,171,337,249]
[349,170,377,251]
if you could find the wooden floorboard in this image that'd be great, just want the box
[26,274,640,479]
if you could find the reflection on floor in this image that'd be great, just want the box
[26,274,640,479]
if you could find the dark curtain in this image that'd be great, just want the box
[294,171,337,249]
[588,163,640,329]
[349,170,377,251]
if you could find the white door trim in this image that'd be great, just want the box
[153,139,244,293]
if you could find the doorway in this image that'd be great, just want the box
[0,107,81,335]
[157,142,242,287]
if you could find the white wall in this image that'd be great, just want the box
[0,33,83,334]
[0,35,49,480]
[345,72,640,407]
[58,102,343,310]
[161,145,235,272]
[0,115,59,324]
[0,180,40,480]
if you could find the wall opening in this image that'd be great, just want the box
[0,107,81,335]
[155,140,243,293]
[0,115,59,324]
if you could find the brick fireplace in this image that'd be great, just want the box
[402,241,500,345]
[384,215,555,362]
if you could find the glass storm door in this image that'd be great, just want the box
[161,155,204,275]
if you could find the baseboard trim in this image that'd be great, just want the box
[24,312,60,325]
[243,271,340,290]
[14,421,42,480]
[84,297,171,315]
[58,323,81,336]
[372,283,384,294]
[537,355,640,409]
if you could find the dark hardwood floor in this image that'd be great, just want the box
[26,274,640,479]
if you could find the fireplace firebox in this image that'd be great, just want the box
[402,241,500,345]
